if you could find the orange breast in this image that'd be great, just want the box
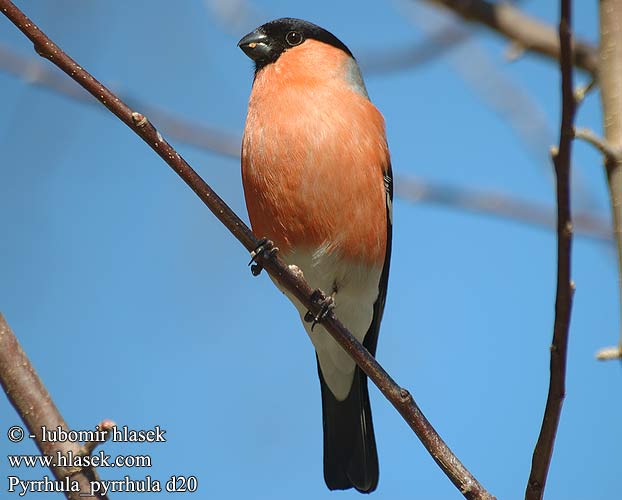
[241,43,390,265]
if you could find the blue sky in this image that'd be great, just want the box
[0,1,619,499]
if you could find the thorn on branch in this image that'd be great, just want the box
[574,78,596,104]
[399,388,411,402]
[81,420,115,456]
[131,111,148,128]
[33,43,46,59]
[564,221,573,238]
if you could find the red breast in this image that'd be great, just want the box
[242,40,390,266]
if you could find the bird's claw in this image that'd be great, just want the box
[249,238,278,276]
[304,290,335,331]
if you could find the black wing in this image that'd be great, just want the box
[364,160,393,355]
[318,161,393,493]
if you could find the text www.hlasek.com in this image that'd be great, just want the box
[8,450,151,468]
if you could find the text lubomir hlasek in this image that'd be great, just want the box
[36,425,166,443]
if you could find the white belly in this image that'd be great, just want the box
[275,247,382,401]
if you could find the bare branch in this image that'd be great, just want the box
[422,0,597,74]
[203,0,259,34]
[0,1,496,498]
[574,127,622,163]
[525,2,576,499]
[598,0,622,363]
[397,176,611,242]
[0,314,109,500]
[0,43,611,244]
[595,345,622,360]
[0,44,240,158]
[360,24,471,74]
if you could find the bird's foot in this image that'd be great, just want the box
[304,290,335,331]
[248,238,278,276]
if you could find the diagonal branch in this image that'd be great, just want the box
[0,314,109,500]
[421,0,597,75]
[525,1,576,499]
[0,44,612,244]
[0,1,495,498]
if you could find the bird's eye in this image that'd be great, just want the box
[285,31,304,46]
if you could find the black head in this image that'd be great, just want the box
[238,18,353,71]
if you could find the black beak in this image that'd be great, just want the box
[238,30,271,61]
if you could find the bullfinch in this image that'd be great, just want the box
[238,18,392,493]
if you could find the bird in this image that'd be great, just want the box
[238,18,392,493]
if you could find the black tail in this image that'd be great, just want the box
[318,361,379,493]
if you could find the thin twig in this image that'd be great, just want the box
[422,0,597,75]
[574,78,597,104]
[398,176,611,242]
[0,44,241,158]
[360,24,472,74]
[0,1,495,498]
[574,127,622,163]
[595,345,622,360]
[0,314,109,500]
[81,420,115,456]
[0,44,612,244]
[525,2,576,500]
[598,0,622,362]
[203,0,259,34]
